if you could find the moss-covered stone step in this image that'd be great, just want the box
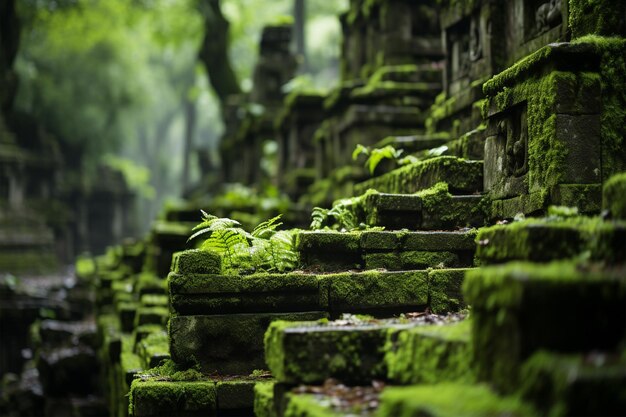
[129,371,273,417]
[297,230,477,272]
[464,261,626,392]
[385,319,473,385]
[129,379,217,417]
[169,312,327,374]
[265,318,414,384]
[353,156,483,196]
[476,217,626,265]
[168,271,321,315]
[377,383,536,417]
[358,190,485,230]
[519,351,626,417]
[603,171,626,221]
[169,269,430,317]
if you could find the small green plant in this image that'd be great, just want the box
[189,211,298,274]
[352,144,418,175]
[310,192,384,232]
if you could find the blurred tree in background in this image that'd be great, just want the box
[12,0,347,234]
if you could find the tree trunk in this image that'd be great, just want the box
[181,96,197,192]
[294,0,307,73]
[197,0,241,106]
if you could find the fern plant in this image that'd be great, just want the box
[352,144,418,175]
[189,211,298,274]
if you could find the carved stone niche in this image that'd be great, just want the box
[443,7,490,98]
[525,0,563,40]
[484,103,529,199]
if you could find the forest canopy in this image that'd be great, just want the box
[13,0,347,230]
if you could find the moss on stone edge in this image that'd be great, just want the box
[385,320,473,385]
[284,393,342,417]
[128,379,217,417]
[428,268,471,314]
[254,382,276,417]
[603,172,626,220]
[377,383,535,417]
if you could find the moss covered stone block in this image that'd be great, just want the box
[171,249,222,275]
[603,172,626,220]
[254,382,276,417]
[353,156,483,196]
[140,294,169,308]
[134,306,169,328]
[297,231,362,271]
[377,383,535,417]
[136,331,170,370]
[361,190,485,230]
[216,379,255,415]
[168,272,322,315]
[385,320,473,385]
[464,261,626,392]
[118,302,139,333]
[365,251,462,270]
[360,230,477,252]
[169,312,327,374]
[476,218,626,265]
[320,270,428,315]
[265,320,413,384]
[129,379,217,417]
[519,351,626,417]
[428,268,471,313]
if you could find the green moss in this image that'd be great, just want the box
[254,382,276,417]
[284,394,342,417]
[569,0,626,38]
[463,261,626,392]
[377,383,535,417]
[603,172,626,219]
[385,320,474,384]
[128,379,217,417]
[519,350,626,417]
[265,319,403,384]
[322,270,429,313]
[75,256,96,279]
[140,294,168,308]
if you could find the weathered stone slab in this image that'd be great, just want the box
[136,331,169,370]
[385,319,473,384]
[216,379,256,414]
[297,232,362,271]
[362,230,477,252]
[363,251,464,271]
[265,319,413,384]
[168,272,322,315]
[169,312,327,375]
[464,261,626,392]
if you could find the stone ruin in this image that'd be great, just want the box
[1,1,626,417]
